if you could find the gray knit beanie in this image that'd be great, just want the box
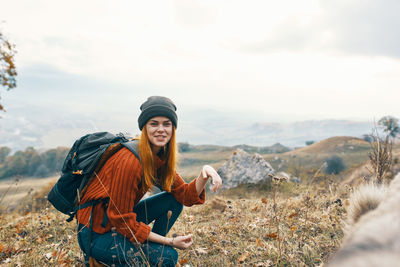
[138,96,178,130]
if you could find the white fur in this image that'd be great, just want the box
[346,182,387,226]
[329,173,400,267]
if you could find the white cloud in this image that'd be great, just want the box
[242,0,400,57]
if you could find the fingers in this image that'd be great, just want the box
[176,234,192,243]
[184,235,193,247]
[201,165,223,192]
[209,173,222,192]
[186,238,193,248]
[212,180,222,192]
[175,234,193,250]
[182,234,193,242]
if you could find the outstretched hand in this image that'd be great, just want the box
[172,234,193,250]
[201,165,223,192]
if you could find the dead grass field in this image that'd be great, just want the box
[0,180,348,266]
[0,176,58,211]
[1,137,398,266]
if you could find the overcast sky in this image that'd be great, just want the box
[1,0,400,123]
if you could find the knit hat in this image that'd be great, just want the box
[138,96,178,130]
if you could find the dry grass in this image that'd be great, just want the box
[367,134,393,184]
[0,176,58,211]
[2,136,381,266]
[0,208,82,266]
[176,181,348,267]
[0,179,349,266]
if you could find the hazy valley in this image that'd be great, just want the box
[1,103,373,152]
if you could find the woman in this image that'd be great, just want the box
[76,96,222,266]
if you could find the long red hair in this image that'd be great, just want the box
[138,126,177,192]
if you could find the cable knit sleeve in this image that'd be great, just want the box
[170,172,206,206]
[107,149,151,243]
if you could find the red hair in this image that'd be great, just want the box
[139,127,177,192]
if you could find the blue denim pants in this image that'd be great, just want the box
[77,192,184,267]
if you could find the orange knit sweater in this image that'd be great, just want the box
[76,147,205,243]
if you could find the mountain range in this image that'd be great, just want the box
[0,104,374,152]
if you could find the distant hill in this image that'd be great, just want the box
[179,142,291,154]
[287,136,370,154]
[233,143,290,154]
[263,136,373,173]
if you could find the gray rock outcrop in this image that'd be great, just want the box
[217,149,275,189]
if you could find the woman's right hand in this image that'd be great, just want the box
[171,234,193,250]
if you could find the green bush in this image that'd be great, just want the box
[305,140,315,146]
[324,156,346,175]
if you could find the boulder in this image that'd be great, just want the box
[217,149,275,189]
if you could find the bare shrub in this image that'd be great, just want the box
[367,130,392,184]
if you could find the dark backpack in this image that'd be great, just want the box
[47,132,140,222]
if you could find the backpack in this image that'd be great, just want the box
[47,132,140,222]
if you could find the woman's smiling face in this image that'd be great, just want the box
[145,116,173,151]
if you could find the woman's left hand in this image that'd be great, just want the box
[201,165,223,192]
[171,234,193,250]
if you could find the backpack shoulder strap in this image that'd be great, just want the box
[122,140,140,162]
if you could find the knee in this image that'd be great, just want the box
[163,192,183,213]
[170,195,183,214]
[174,198,183,212]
